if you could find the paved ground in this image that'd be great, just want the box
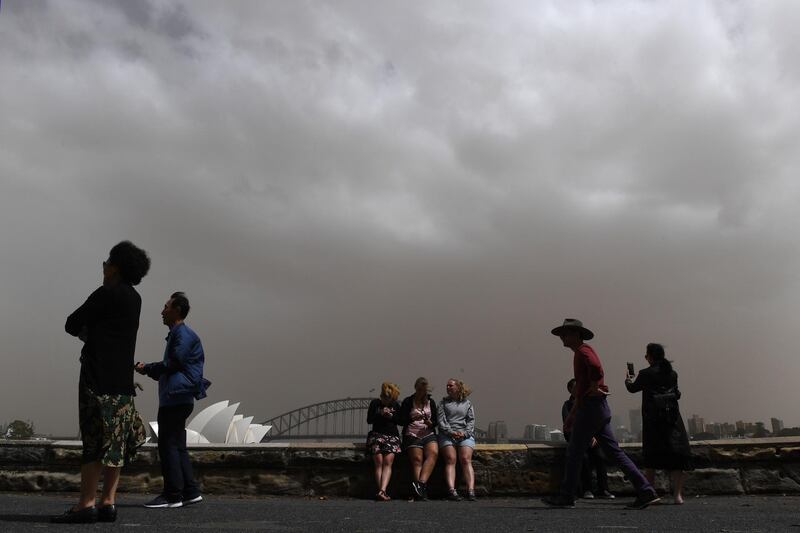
[1,493,799,532]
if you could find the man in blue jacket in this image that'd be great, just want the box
[136,292,207,508]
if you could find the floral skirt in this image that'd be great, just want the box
[366,431,402,455]
[79,386,147,467]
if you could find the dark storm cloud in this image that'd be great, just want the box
[102,0,155,29]
[1,0,799,436]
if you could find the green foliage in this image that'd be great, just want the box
[4,419,34,439]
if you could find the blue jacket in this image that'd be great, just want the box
[143,323,208,407]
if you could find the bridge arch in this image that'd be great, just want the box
[260,398,372,441]
[260,398,490,441]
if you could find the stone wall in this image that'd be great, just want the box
[2,437,800,498]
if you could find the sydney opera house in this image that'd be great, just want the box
[149,400,272,444]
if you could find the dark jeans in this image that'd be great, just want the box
[157,404,199,501]
[582,445,609,494]
[563,432,609,496]
[560,397,653,500]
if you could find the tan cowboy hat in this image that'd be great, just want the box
[550,318,594,340]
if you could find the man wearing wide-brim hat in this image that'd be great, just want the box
[542,319,660,510]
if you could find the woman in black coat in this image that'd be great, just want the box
[625,343,692,504]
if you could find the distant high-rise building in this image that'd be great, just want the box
[735,421,756,436]
[707,422,723,438]
[629,409,642,439]
[771,418,784,435]
[523,424,550,441]
[523,424,536,440]
[611,415,625,431]
[688,414,705,437]
[487,420,508,442]
[534,425,550,441]
[549,429,565,442]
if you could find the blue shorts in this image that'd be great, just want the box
[438,434,476,449]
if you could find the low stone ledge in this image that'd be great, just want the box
[742,468,800,494]
[0,445,47,465]
[0,471,82,492]
[685,468,744,495]
[2,438,800,498]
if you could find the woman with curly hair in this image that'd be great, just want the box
[438,379,477,501]
[366,382,401,501]
[53,241,150,524]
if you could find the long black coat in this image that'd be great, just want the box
[626,362,692,470]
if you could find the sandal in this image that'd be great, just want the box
[376,490,391,501]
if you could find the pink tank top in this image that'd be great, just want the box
[405,400,432,438]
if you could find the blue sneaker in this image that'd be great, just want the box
[143,495,182,508]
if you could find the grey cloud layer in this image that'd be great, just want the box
[1,1,799,435]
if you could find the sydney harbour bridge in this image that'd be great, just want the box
[259,398,487,441]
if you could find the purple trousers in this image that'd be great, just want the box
[560,397,653,499]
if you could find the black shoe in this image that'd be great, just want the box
[542,495,575,508]
[144,494,183,508]
[183,494,203,506]
[412,481,428,501]
[466,490,477,501]
[597,490,616,499]
[626,491,661,510]
[446,490,463,501]
[51,506,98,524]
[97,504,117,523]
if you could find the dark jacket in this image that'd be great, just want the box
[366,399,401,437]
[66,284,142,396]
[397,394,439,435]
[625,363,682,422]
[142,322,208,407]
[626,361,691,468]
[562,397,575,424]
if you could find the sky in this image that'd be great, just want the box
[2,0,800,437]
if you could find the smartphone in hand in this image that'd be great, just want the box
[626,362,635,377]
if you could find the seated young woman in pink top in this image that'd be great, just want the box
[397,377,439,501]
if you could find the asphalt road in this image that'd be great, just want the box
[1,493,799,532]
